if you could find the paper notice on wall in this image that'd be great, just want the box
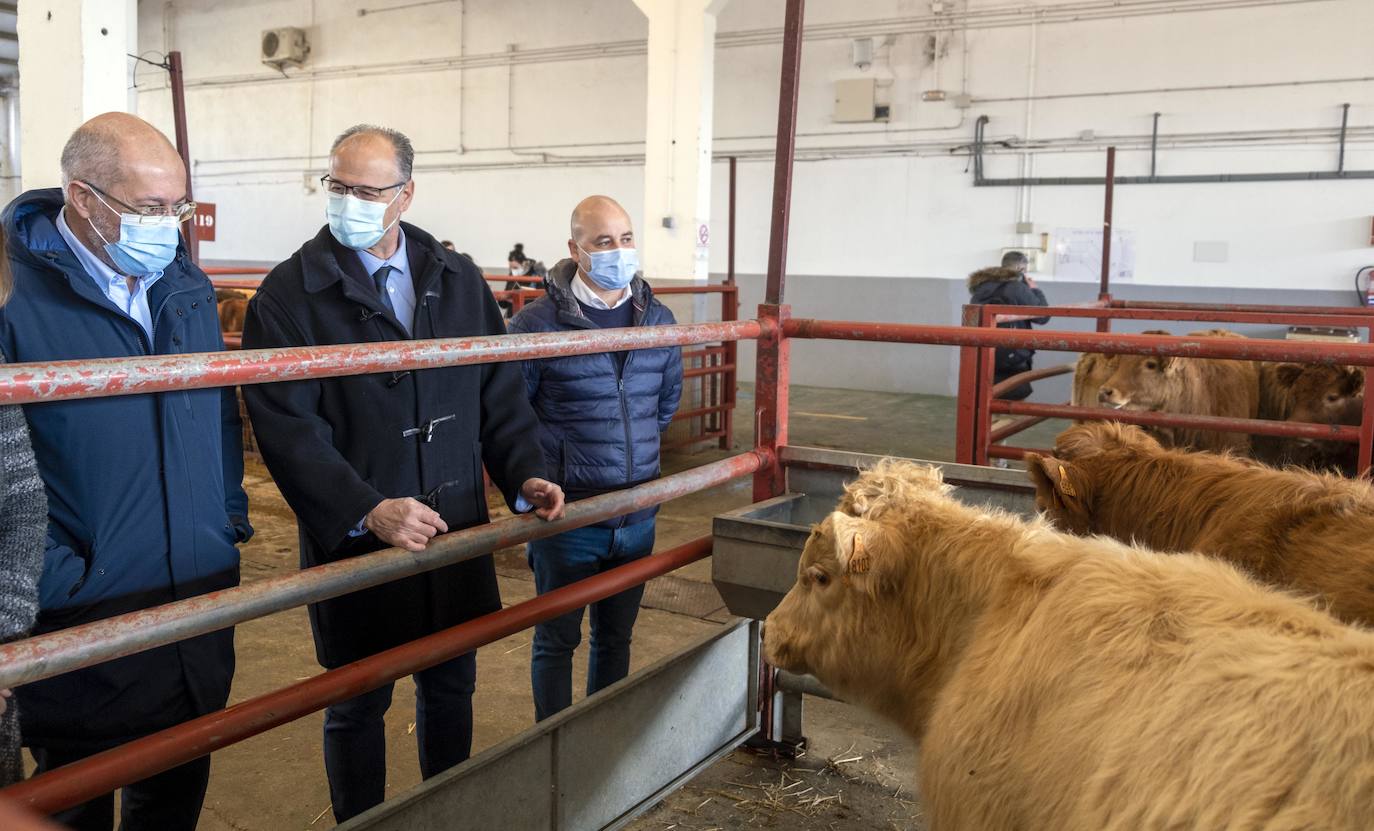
[1051,227,1135,283]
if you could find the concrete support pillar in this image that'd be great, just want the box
[18,0,136,189]
[632,0,728,283]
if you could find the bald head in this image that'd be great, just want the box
[60,112,184,193]
[570,196,631,245]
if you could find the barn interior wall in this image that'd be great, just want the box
[125,0,1372,395]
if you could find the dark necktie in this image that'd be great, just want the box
[372,264,396,317]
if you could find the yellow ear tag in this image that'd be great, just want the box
[1058,465,1078,497]
[848,533,871,574]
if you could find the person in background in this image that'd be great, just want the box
[440,239,456,252]
[0,226,46,787]
[500,243,547,318]
[967,250,1049,401]
[0,112,251,830]
[241,124,565,823]
[508,196,683,721]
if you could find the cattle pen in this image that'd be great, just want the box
[4,1,1374,828]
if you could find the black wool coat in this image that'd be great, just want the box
[242,223,546,668]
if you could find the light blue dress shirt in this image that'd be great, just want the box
[55,209,164,340]
[355,230,417,337]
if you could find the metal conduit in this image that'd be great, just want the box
[0,320,764,405]
[0,452,764,692]
[1,536,718,816]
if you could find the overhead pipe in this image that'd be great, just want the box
[0,452,763,691]
[972,111,1374,186]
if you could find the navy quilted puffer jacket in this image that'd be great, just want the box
[508,260,683,527]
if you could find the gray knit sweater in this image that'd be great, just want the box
[0,357,47,785]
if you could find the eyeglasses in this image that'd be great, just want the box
[81,181,196,223]
[320,176,408,202]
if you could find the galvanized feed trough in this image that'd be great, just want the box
[712,446,1039,620]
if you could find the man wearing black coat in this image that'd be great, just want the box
[241,124,565,823]
[967,250,1050,401]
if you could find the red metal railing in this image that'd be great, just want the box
[949,301,1374,469]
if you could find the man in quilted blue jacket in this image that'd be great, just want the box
[508,196,683,720]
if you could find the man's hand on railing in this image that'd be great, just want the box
[365,498,449,552]
[521,478,566,521]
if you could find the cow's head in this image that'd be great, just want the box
[765,460,947,702]
[1027,423,1160,533]
[1097,330,1179,411]
[763,509,906,692]
[1278,364,1364,443]
[1072,353,1117,408]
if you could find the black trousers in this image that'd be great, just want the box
[30,746,211,831]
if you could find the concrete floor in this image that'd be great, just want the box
[60,384,1058,830]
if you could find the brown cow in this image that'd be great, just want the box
[1255,362,1364,474]
[216,288,250,334]
[1070,352,1114,409]
[1028,420,1374,627]
[764,459,1374,830]
[1095,328,1259,453]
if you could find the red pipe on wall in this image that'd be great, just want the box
[2,537,715,816]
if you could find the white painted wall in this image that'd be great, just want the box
[126,0,1371,292]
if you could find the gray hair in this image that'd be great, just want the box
[1001,250,1030,270]
[59,123,124,193]
[331,124,414,182]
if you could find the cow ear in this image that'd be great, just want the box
[1274,364,1304,386]
[828,512,896,579]
[1026,454,1092,525]
[1342,366,1365,397]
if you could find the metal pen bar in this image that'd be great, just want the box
[0,320,764,405]
[783,319,1374,367]
[2,537,717,815]
[991,400,1360,443]
[0,453,764,691]
[987,304,1374,330]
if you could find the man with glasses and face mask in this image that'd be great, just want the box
[241,124,565,823]
[0,112,252,830]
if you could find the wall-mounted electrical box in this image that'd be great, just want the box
[834,78,885,122]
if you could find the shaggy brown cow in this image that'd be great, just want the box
[1095,328,1259,453]
[764,459,1374,830]
[216,288,250,334]
[1255,362,1364,474]
[1028,421,1374,627]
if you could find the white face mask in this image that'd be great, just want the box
[326,190,402,250]
[510,262,529,276]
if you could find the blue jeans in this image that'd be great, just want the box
[322,652,476,823]
[528,520,655,721]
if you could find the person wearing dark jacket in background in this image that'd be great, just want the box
[500,243,548,317]
[0,225,47,788]
[0,113,251,830]
[508,196,683,721]
[242,124,565,824]
[968,250,1049,401]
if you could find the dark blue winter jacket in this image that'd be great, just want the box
[0,189,250,748]
[508,259,683,527]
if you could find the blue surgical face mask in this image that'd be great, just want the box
[86,190,181,276]
[327,191,401,250]
[578,245,638,290]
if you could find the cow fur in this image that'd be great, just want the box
[1095,328,1259,453]
[216,288,250,334]
[1028,421,1374,627]
[764,458,1374,830]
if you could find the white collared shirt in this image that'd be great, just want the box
[55,209,164,340]
[570,271,631,310]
